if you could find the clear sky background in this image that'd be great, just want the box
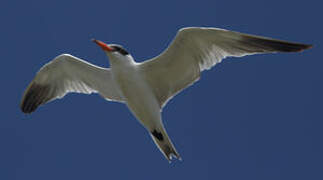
[1,0,322,179]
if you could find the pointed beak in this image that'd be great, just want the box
[92,39,114,52]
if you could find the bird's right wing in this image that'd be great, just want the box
[140,27,312,108]
[20,54,124,113]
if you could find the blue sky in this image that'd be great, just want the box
[1,0,322,179]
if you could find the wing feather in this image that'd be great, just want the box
[20,54,124,113]
[140,27,312,108]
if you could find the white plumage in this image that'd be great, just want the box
[21,27,311,162]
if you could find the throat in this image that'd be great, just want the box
[107,54,136,68]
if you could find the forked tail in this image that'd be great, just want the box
[150,127,181,162]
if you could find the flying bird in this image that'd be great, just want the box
[20,27,312,162]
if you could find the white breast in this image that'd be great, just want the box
[112,63,161,129]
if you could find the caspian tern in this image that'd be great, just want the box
[20,27,312,162]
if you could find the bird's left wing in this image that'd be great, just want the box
[139,27,312,108]
[20,54,124,113]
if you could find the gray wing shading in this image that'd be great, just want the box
[20,54,124,113]
[140,27,312,108]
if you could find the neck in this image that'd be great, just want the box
[107,53,136,68]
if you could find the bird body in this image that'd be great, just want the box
[20,27,312,162]
[107,52,180,159]
[107,52,159,128]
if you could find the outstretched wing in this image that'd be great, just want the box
[20,54,124,113]
[140,27,312,108]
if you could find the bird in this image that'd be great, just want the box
[20,27,312,162]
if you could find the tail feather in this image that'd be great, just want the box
[150,128,181,162]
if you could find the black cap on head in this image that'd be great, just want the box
[109,44,129,55]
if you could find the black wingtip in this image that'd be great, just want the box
[241,34,313,53]
[302,44,313,51]
[290,43,313,52]
[20,83,51,114]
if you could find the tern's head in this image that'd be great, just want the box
[92,39,133,64]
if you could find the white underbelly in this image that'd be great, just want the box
[113,67,161,129]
